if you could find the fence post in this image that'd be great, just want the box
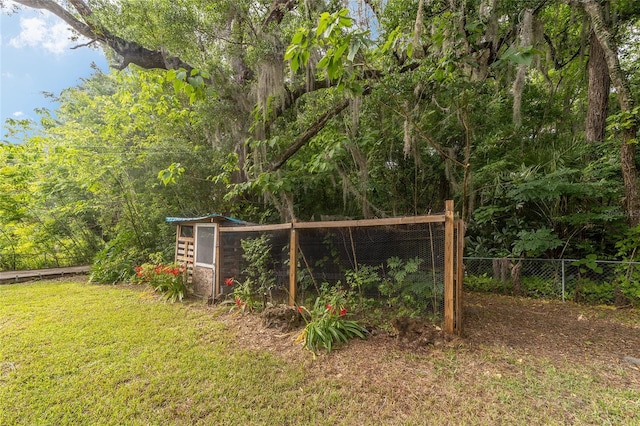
[444,200,455,334]
[214,224,221,299]
[455,218,465,336]
[561,259,565,302]
[288,224,298,306]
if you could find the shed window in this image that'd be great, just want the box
[195,225,216,267]
[180,225,194,238]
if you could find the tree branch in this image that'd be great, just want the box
[13,0,194,72]
[265,69,382,132]
[14,0,97,40]
[268,99,351,172]
[262,0,298,30]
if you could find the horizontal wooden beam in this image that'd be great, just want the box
[293,215,445,229]
[219,214,445,234]
[220,223,292,233]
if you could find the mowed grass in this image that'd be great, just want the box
[0,280,305,425]
[1,280,639,425]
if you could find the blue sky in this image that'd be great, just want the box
[1,4,109,142]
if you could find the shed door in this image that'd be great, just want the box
[195,224,217,268]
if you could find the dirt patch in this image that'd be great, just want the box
[261,304,307,332]
[463,292,640,365]
[214,292,640,372]
[206,292,640,423]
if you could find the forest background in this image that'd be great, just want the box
[1,0,640,297]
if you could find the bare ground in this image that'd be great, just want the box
[215,292,640,393]
[217,293,640,359]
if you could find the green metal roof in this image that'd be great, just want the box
[165,213,247,225]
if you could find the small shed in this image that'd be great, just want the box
[165,214,249,298]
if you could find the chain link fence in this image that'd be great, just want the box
[464,257,640,305]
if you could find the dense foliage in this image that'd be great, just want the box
[2,0,640,294]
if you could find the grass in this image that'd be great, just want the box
[1,279,639,425]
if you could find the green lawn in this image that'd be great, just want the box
[1,280,639,425]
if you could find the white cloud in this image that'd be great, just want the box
[9,15,78,54]
[1,71,15,78]
[12,111,24,117]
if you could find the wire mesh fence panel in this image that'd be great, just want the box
[296,222,448,323]
[218,229,291,302]
[215,213,463,331]
[464,257,640,304]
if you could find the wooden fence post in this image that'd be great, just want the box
[289,225,298,306]
[174,225,181,263]
[444,200,455,334]
[214,224,221,299]
[456,218,465,335]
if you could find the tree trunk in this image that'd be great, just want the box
[585,30,610,143]
[579,0,640,225]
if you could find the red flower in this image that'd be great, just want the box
[235,297,244,307]
[225,277,235,286]
[297,306,304,313]
[339,307,347,316]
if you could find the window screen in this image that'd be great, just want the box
[180,225,194,238]
[195,225,216,266]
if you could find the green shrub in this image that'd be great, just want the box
[618,277,640,306]
[236,235,277,310]
[379,256,435,316]
[229,279,260,313]
[572,278,615,305]
[345,264,379,310]
[464,273,499,292]
[520,276,558,299]
[90,233,144,284]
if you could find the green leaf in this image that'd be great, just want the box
[327,58,340,80]
[347,38,361,61]
[291,30,304,45]
[317,55,330,69]
[284,45,297,60]
[334,37,350,60]
[290,55,300,73]
[316,12,331,36]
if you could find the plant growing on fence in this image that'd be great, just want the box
[379,256,435,317]
[240,235,276,309]
[572,254,604,303]
[295,293,366,355]
[464,273,498,293]
[133,262,187,302]
[614,227,640,306]
[345,264,379,310]
[229,279,260,313]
